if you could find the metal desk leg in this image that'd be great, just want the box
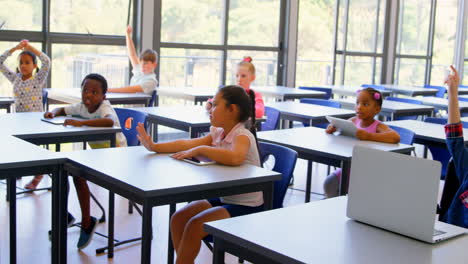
[339,161,351,196]
[142,200,153,264]
[212,238,226,264]
[168,203,176,264]
[305,160,313,203]
[7,177,16,264]
[58,166,68,264]
[108,192,115,258]
[263,181,274,210]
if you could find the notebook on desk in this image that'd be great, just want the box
[41,116,86,125]
[347,146,467,243]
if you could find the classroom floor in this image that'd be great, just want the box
[0,128,443,264]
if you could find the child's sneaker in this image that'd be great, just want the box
[77,216,98,250]
[48,213,76,241]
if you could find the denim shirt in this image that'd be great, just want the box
[443,123,468,228]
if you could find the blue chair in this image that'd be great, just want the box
[423,85,446,98]
[388,125,415,145]
[298,86,332,100]
[458,96,468,102]
[203,142,298,256]
[424,117,450,179]
[115,108,148,147]
[361,84,386,90]
[147,90,158,107]
[386,97,423,120]
[42,89,48,111]
[261,106,281,131]
[300,98,341,128]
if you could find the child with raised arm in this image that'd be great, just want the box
[108,25,158,94]
[442,66,468,228]
[206,57,265,118]
[0,39,51,189]
[324,88,400,197]
[44,73,127,249]
[137,85,261,264]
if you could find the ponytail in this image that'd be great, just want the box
[247,89,261,166]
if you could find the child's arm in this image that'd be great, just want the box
[63,117,114,127]
[137,123,212,152]
[44,107,66,118]
[356,123,400,143]
[0,42,24,82]
[445,66,468,183]
[108,85,144,93]
[23,41,50,82]
[172,134,251,166]
[447,65,461,124]
[126,25,140,68]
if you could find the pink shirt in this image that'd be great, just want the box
[210,122,263,207]
[352,118,381,133]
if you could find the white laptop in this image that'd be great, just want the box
[347,146,467,243]
[41,116,86,125]
[325,116,357,137]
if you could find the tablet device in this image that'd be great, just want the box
[325,116,357,137]
[183,156,216,166]
[41,116,86,125]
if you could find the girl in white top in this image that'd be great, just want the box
[0,39,51,189]
[137,85,261,264]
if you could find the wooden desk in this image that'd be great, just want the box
[157,86,214,105]
[45,88,152,109]
[205,197,468,264]
[416,97,468,113]
[258,127,413,200]
[334,98,435,120]
[380,84,439,97]
[0,136,65,264]
[267,101,355,128]
[0,97,14,113]
[252,86,326,101]
[64,146,280,263]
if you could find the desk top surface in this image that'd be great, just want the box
[258,127,413,159]
[205,197,468,264]
[385,120,468,143]
[267,101,355,119]
[334,98,435,112]
[65,146,280,195]
[252,86,326,97]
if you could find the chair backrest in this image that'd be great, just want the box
[298,86,332,100]
[386,96,423,105]
[388,125,415,145]
[261,106,281,131]
[147,90,158,107]
[259,142,298,209]
[361,84,386,90]
[115,108,148,146]
[458,96,468,102]
[42,89,48,110]
[423,85,446,98]
[300,98,341,108]
[424,117,450,179]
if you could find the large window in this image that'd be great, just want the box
[297,0,386,87]
[157,0,284,90]
[0,1,42,31]
[394,0,458,86]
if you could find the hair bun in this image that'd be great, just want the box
[243,56,253,63]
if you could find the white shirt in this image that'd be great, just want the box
[210,122,263,207]
[129,65,158,94]
[64,100,127,147]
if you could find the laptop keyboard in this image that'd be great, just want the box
[433,229,446,236]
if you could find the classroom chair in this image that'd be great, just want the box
[147,90,158,107]
[424,117,450,179]
[459,96,468,102]
[261,106,281,131]
[115,108,148,214]
[202,142,298,261]
[298,86,332,100]
[299,98,341,128]
[423,85,446,98]
[388,125,415,146]
[42,88,48,111]
[385,96,424,120]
